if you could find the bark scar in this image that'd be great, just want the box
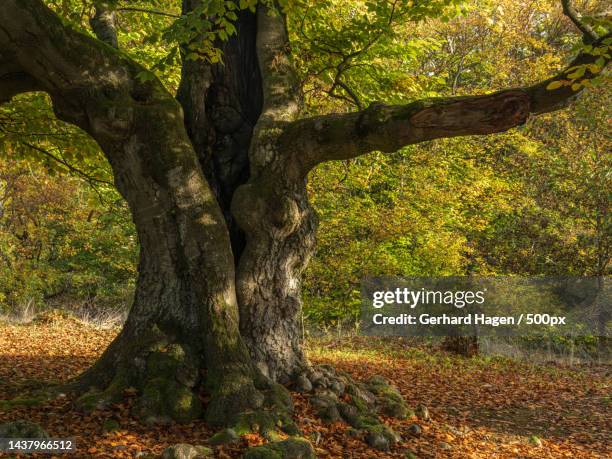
[410,90,531,134]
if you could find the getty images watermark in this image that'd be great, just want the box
[361,277,610,337]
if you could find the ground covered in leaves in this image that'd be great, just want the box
[0,314,610,458]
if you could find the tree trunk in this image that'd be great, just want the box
[177,4,315,383]
[233,174,318,382]
[0,0,289,428]
[62,82,263,427]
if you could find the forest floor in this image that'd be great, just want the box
[0,312,610,458]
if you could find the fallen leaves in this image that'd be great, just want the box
[1,320,610,458]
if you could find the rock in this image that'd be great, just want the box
[337,402,359,425]
[309,394,331,409]
[244,437,315,459]
[161,444,213,459]
[313,376,330,389]
[312,388,338,402]
[379,396,411,419]
[308,371,324,384]
[208,428,240,445]
[329,380,345,396]
[345,384,376,410]
[407,423,422,437]
[317,404,341,423]
[295,374,313,393]
[439,441,452,450]
[416,405,430,421]
[0,420,48,438]
[365,431,390,451]
[404,450,418,459]
[102,419,121,433]
[528,435,542,447]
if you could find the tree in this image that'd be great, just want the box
[0,0,609,448]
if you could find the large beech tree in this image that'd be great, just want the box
[0,0,610,447]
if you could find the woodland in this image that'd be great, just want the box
[0,0,610,458]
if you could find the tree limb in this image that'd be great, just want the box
[0,60,42,103]
[561,0,598,43]
[18,140,113,187]
[284,32,611,174]
[256,4,301,123]
[117,7,180,19]
[90,1,118,48]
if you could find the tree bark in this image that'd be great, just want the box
[0,0,276,428]
[177,2,262,260]
[227,5,315,383]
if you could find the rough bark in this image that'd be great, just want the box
[230,5,316,383]
[0,0,276,428]
[177,2,262,260]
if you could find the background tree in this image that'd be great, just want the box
[0,0,609,452]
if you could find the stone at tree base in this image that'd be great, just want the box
[207,428,240,445]
[415,405,430,421]
[295,374,312,393]
[160,444,213,459]
[243,437,315,459]
[309,393,341,423]
[0,420,48,438]
[407,424,422,437]
[365,431,390,451]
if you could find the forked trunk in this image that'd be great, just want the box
[177,5,315,383]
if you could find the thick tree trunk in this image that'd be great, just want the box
[64,84,262,427]
[177,4,314,382]
[0,0,283,428]
[233,176,317,382]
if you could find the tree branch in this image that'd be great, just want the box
[0,60,42,103]
[117,7,180,19]
[561,0,598,43]
[256,4,301,123]
[284,32,611,174]
[90,1,118,48]
[17,141,114,203]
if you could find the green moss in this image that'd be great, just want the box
[137,377,201,423]
[265,383,293,411]
[365,376,410,419]
[167,384,202,422]
[234,411,276,436]
[102,419,121,433]
[0,397,47,410]
[208,428,240,445]
[244,438,315,459]
[365,423,401,443]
